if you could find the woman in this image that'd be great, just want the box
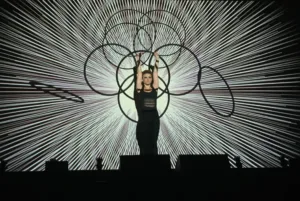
[134,51,160,155]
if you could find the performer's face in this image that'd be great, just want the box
[143,73,152,85]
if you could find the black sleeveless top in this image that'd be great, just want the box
[135,85,158,121]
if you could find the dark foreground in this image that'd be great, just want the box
[1,168,299,201]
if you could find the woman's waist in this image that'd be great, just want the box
[138,109,159,117]
[140,109,158,113]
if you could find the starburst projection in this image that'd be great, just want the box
[1,0,300,171]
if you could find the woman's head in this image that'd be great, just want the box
[142,70,152,86]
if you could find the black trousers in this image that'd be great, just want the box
[136,111,160,155]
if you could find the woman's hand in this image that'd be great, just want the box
[154,51,159,59]
[136,52,144,61]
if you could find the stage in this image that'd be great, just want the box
[1,157,299,201]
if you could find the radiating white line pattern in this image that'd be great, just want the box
[0,0,300,171]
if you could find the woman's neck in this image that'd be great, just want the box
[144,84,151,90]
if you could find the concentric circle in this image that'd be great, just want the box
[84,43,136,96]
[199,66,235,117]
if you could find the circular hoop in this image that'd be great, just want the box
[84,43,136,96]
[199,66,235,117]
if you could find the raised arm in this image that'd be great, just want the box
[153,51,159,90]
[136,53,143,93]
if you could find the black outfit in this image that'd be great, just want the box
[134,84,160,155]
